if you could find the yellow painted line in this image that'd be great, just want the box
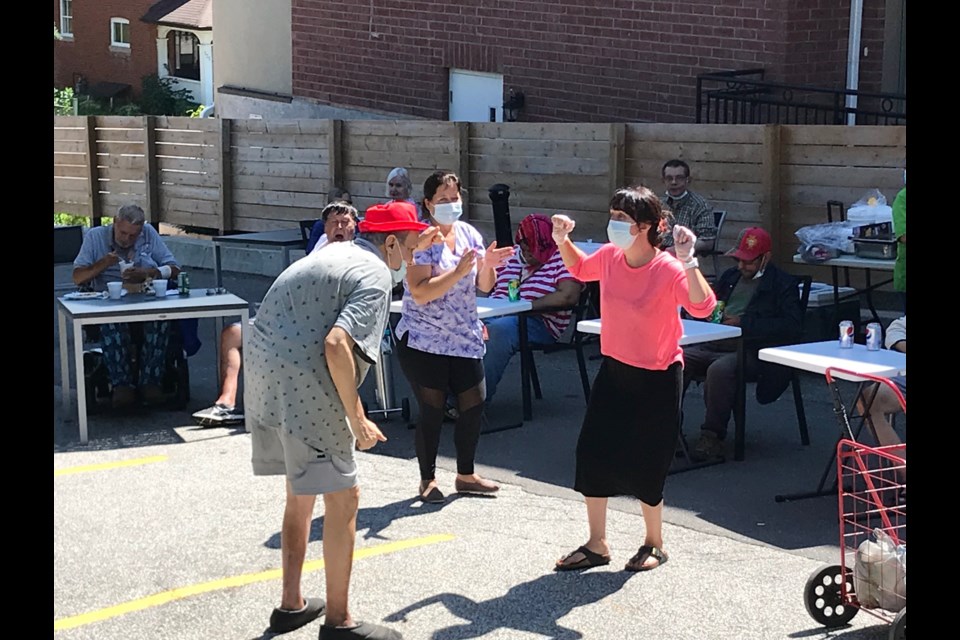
[54,455,168,477]
[54,533,455,632]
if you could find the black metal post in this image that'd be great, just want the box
[489,183,513,248]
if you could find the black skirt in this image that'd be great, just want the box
[574,357,682,506]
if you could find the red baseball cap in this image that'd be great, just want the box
[725,227,772,261]
[358,201,429,234]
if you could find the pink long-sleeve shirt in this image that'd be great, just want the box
[568,245,716,370]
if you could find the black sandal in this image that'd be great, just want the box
[625,545,669,572]
[554,545,611,571]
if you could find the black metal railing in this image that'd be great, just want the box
[696,69,906,125]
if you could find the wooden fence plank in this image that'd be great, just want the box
[761,125,781,255]
[781,145,905,167]
[54,127,87,141]
[231,132,329,149]
[159,196,219,216]
[344,134,458,154]
[234,161,329,179]
[470,138,610,158]
[155,128,220,145]
[471,155,608,175]
[54,152,86,166]
[94,116,145,129]
[159,184,221,201]
[94,128,145,142]
[155,142,219,159]
[233,188,327,208]
[328,119,342,192]
[54,140,87,154]
[101,192,146,210]
[218,117,232,232]
[158,169,221,188]
[154,116,219,131]
[472,122,611,141]
[782,164,904,189]
[84,116,102,223]
[97,167,148,181]
[626,123,766,144]
[344,149,455,169]
[144,116,158,224]
[98,181,147,196]
[54,115,88,128]
[609,123,625,196]
[231,119,329,135]
[234,174,328,193]
[156,156,219,173]
[161,210,220,229]
[626,141,764,164]
[344,121,458,137]
[782,125,906,147]
[53,201,92,217]
[54,165,89,178]
[232,146,330,164]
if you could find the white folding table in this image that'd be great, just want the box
[792,253,896,328]
[57,291,250,444]
[577,318,747,464]
[759,340,906,502]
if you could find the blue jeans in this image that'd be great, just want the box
[483,315,556,402]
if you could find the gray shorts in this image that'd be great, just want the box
[250,423,358,496]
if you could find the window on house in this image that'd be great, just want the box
[60,0,73,37]
[169,31,201,81]
[110,18,130,48]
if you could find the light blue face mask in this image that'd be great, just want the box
[432,202,463,225]
[606,219,637,249]
[390,259,407,286]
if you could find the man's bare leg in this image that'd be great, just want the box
[216,323,243,407]
[280,480,317,610]
[322,485,361,627]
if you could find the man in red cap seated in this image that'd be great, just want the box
[683,226,804,461]
[246,200,425,640]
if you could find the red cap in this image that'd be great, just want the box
[358,201,429,234]
[725,227,772,261]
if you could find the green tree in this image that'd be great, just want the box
[140,74,198,116]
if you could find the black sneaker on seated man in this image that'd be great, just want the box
[191,403,244,427]
[689,430,725,462]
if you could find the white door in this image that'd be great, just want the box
[449,70,503,122]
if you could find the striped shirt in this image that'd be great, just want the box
[490,247,578,339]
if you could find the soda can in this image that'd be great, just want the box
[177,271,190,295]
[709,300,726,324]
[508,279,520,302]
[865,322,882,351]
[839,320,854,348]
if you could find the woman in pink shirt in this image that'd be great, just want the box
[552,185,716,573]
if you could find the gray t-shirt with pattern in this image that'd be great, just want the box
[245,241,391,460]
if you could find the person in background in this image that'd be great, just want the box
[72,203,181,409]
[857,315,906,458]
[482,213,582,403]
[551,186,715,573]
[892,171,906,312]
[394,170,513,504]
[659,159,717,255]
[246,201,424,640]
[683,227,803,462]
[192,202,359,428]
[306,188,354,253]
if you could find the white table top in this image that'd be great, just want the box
[758,341,906,381]
[213,228,304,246]
[577,318,742,346]
[390,297,532,319]
[574,241,606,255]
[57,290,249,320]
[792,254,895,271]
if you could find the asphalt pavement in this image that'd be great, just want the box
[53,264,904,640]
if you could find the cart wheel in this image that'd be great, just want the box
[804,565,858,628]
[401,397,411,421]
[889,608,905,640]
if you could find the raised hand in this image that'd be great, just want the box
[481,241,513,272]
[415,225,444,252]
[454,249,478,279]
[672,224,698,262]
[551,214,576,244]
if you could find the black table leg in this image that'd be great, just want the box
[733,337,746,461]
[482,314,529,435]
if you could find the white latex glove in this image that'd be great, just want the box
[551,214,576,245]
[672,225,697,262]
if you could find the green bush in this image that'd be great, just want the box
[54,87,74,115]
[54,213,114,227]
[140,74,198,116]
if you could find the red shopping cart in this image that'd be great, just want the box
[803,368,906,639]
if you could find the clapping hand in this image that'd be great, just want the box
[415,225,444,252]
[551,215,576,244]
[672,225,697,262]
[354,413,387,451]
[454,249,478,279]
[480,241,513,272]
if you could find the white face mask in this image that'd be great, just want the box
[606,220,637,249]
[432,202,463,225]
[390,259,407,285]
[752,256,767,281]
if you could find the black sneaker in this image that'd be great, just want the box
[191,403,245,427]
[319,621,403,640]
[269,597,326,633]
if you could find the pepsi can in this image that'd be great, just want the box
[839,321,854,348]
[866,322,882,351]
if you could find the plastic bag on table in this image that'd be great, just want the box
[847,190,893,224]
[795,221,857,260]
[853,528,906,612]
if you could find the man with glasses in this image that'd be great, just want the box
[660,159,717,254]
[683,227,804,461]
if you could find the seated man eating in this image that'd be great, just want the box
[482,213,582,403]
[72,204,182,408]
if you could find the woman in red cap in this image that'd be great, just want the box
[394,170,513,503]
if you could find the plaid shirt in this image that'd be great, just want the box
[661,190,716,247]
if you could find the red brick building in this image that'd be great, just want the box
[289,0,905,123]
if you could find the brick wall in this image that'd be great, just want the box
[291,0,890,123]
[53,0,158,97]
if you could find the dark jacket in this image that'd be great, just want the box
[714,261,803,403]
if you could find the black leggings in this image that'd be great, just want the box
[395,331,486,479]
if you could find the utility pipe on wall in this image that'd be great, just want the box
[845,0,864,125]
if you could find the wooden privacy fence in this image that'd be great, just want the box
[54,117,905,267]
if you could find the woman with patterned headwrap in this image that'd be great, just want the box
[482,213,582,402]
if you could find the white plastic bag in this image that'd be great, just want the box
[847,190,893,224]
[854,528,906,612]
[795,221,858,260]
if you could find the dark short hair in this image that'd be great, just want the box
[320,202,359,223]
[661,159,691,178]
[327,187,352,205]
[608,186,668,247]
[422,170,462,206]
